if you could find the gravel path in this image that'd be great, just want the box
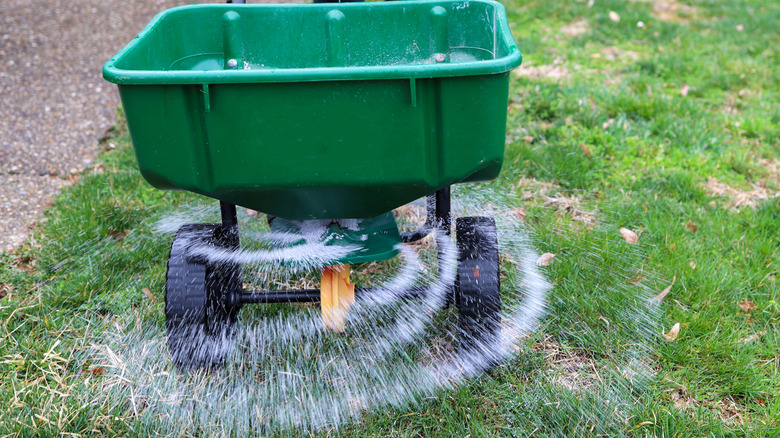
[0,0,245,251]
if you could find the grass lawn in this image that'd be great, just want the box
[1,0,778,436]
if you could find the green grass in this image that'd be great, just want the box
[1,0,778,435]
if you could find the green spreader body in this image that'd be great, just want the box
[103,0,521,220]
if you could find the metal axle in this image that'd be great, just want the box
[234,286,442,305]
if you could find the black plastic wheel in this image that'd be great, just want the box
[455,217,501,356]
[165,224,242,368]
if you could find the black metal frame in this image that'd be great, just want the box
[234,286,432,305]
[401,187,451,242]
[217,187,451,305]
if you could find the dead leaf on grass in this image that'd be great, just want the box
[536,253,556,267]
[689,261,697,270]
[580,143,592,157]
[620,227,639,244]
[663,322,680,341]
[108,229,128,242]
[684,220,698,233]
[87,367,106,376]
[737,299,756,312]
[609,11,621,22]
[142,287,157,303]
[653,276,676,303]
[739,331,765,343]
[514,208,526,220]
[681,85,690,97]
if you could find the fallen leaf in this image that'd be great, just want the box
[142,287,157,303]
[737,299,756,312]
[681,85,690,97]
[635,421,654,428]
[536,253,556,267]
[630,276,646,284]
[620,227,639,244]
[108,229,128,241]
[609,11,621,22]
[689,261,697,270]
[736,24,744,32]
[684,220,698,233]
[653,276,676,302]
[739,331,765,343]
[580,143,592,157]
[663,322,680,341]
[523,136,534,144]
[514,208,526,220]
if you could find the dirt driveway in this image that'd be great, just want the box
[0,0,242,251]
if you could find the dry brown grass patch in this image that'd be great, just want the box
[668,388,745,424]
[534,337,600,391]
[705,176,778,209]
[513,59,569,80]
[560,19,590,38]
[516,177,561,199]
[596,46,640,62]
[651,1,699,23]
[544,194,598,226]
[0,282,11,299]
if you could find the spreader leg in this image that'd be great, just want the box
[320,265,355,332]
[401,186,451,243]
